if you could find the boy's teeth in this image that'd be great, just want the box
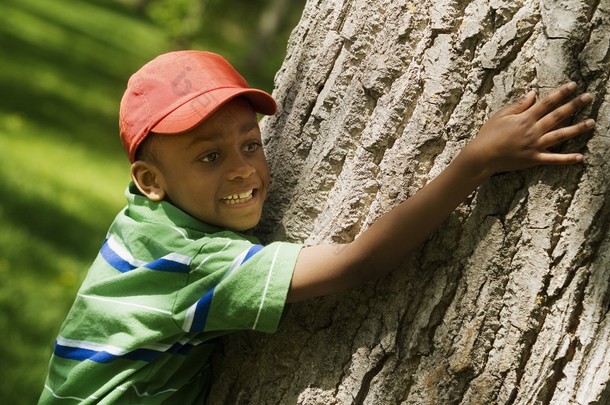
[222,190,253,204]
[226,191,252,199]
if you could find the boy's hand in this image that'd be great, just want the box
[462,82,595,178]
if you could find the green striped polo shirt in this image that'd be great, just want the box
[39,184,303,404]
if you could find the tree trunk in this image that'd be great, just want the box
[209,0,610,403]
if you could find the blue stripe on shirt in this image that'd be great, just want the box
[100,240,136,272]
[145,258,190,273]
[54,341,193,364]
[189,288,215,332]
[54,345,117,363]
[243,244,263,263]
[100,239,190,274]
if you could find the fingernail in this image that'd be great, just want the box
[567,81,577,90]
[586,118,595,128]
[581,93,593,102]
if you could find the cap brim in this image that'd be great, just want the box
[151,87,277,134]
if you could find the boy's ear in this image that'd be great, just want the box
[131,161,166,201]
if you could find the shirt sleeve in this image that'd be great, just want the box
[174,238,303,335]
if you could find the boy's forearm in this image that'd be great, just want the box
[351,149,489,272]
[289,151,488,302]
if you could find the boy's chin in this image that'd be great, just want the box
[223,216,262,233]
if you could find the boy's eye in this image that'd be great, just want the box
[244,142,261,153]
[200,152,220,163]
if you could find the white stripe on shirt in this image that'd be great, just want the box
[171,226,194,241]
[162,252,192,265]
[107,234,148,267]
[193,240,233,272]
[78,293,173,315]
[44,385,88,402]
[56,336,176,357]
[56,336,130,356]
[253,244,281,330]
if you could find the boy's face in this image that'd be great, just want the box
[149,98,270,231]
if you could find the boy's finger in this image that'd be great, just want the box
[534,92,593,133]
[526,82,578,119]
[502,90,536,115]
[537,119,595,148]
[536,151,584,165]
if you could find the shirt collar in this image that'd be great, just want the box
[125,182,224,234]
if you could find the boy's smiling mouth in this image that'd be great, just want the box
[221,189,255,205]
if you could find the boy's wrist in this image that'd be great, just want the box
[452,145,494,186]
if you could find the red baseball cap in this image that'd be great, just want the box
[119,50,277,162]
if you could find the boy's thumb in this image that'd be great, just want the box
[504,90,536,114]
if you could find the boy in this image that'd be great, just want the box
[40,50,595,403]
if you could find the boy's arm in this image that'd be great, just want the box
[287,82,595,303]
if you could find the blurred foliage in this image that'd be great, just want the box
[0,0,303,403]
[145,0,305,91]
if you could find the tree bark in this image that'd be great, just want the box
[209,0,610,403]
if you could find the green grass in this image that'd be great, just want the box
[0,0,170,402]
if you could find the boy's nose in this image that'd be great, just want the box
[226,153,255,180]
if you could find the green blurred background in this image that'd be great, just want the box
[0,0,303,402]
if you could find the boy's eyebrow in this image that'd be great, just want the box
[187,131,221,146]
[186,120,260,148]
